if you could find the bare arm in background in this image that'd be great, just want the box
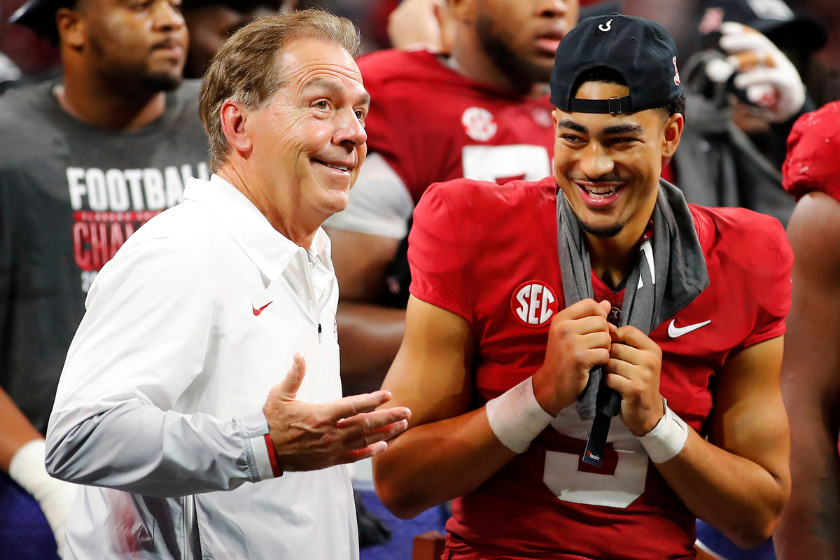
[0,386,77,558]
[774,191,840,559]
[325,227,406,395]
[0,386,43,471]
[387,0,455,53]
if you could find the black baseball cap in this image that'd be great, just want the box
[700,0,827,52]
[8,0,75,41]
[550,14,683,115]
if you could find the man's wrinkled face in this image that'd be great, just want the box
[245,38,369,219]
[553,82,682,239]
[475,0,578,87]
[82,0,188,91]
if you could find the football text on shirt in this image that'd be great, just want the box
[67,163,210,291]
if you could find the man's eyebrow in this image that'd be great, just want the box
[302,78,370,105]
[602,123,644,135]
[557,119,588,134]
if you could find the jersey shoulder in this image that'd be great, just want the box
[419,176,554,218]
[692,204,789,258]
[783,101,840,202]
[690,204,792,290]
[414,176,555,254]
[358,48,503,105]
[359,49,453,90]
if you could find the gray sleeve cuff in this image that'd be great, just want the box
[240,411,276,482]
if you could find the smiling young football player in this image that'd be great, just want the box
[372,14,792,559]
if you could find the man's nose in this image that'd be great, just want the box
[334,110,367,149]
[535,0,570,19]
[578,143,614,178]
[153,0,186,32]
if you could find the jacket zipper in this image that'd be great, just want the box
[301,250,322,343]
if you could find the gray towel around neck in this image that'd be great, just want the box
[556,179,710,420]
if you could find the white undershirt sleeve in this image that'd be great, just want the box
[324,153,415,239]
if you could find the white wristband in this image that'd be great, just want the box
[638,400,689,464]
[485,377,554,453]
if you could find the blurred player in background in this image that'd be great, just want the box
[324,0,580,394]
[671,0,827,231]
[0,0,207,556]
[773,101,840,560]
[180,0,296,78]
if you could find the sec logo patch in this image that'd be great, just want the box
[511,281,558,328]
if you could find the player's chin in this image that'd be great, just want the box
[577,215,625,238]
[527,55,556,82]
[141,68,184,92]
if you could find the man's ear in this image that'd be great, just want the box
[661,112,684,158]
[220,100,253,157]
[56,7,85,50]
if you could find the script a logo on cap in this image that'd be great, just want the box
[673,56,681,86]
[598,18,613,32]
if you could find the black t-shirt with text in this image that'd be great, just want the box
[0,79,209,432]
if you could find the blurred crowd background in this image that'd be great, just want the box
[2,0,839,94]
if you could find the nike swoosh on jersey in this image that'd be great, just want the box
[253,301,273,316]
[667,319,711,338]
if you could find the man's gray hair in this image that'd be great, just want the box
[199,9,361,172]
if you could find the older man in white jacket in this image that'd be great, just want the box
[45,10,410,560]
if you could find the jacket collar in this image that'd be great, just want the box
[184,175,332,281]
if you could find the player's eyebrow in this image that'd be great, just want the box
[602,123,644,135]
[557,119,588,134]
[302,78,370,106]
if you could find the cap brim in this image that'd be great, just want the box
[8,0,44,25]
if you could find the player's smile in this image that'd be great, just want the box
[552,80,681,240]
[574,179,627,208]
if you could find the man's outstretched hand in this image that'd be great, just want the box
[263,354,411,472]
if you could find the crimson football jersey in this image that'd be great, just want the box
[408,177,792,559]
[359,49,557,198]
[783,101,840,203]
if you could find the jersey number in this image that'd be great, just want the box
[543,415,649,509]
[462,145,551,184]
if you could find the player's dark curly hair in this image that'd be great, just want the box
[572,66,687,121]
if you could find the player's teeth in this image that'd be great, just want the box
[585,186,616,198]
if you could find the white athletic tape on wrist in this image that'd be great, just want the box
[639,400,689,464]
[485,377,554,453]
[10,439,78,559]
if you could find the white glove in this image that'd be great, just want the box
[705,21,806,123]
[9,439,78,559]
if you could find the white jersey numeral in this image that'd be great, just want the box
[461,145,551,184]
[543,407,649,508]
